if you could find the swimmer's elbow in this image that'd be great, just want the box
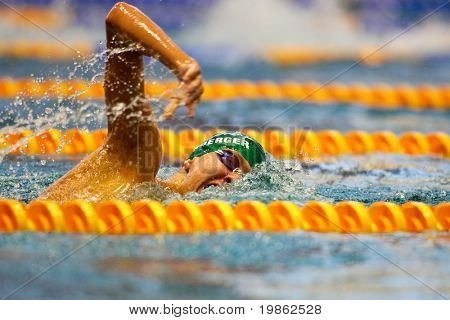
[106,2,131,25]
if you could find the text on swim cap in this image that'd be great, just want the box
[203,137,250,149]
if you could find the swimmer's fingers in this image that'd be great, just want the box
[165,60,202,119]
[183,67,201,82]
[179,61,201,82]
[164,81,202,119]
[163,95,199,119]
[186,99,199,118]
[186,76,203,94]
[163,97,181,120]
[186,84,204,104]
[183,78,203,103]
[186,97,201,118]
[185,85,203,117]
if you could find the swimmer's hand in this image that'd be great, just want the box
[164,60,203,119]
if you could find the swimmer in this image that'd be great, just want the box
[41,2,266,202]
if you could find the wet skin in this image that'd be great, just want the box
[163,149,252,194]
[40,2,248,201]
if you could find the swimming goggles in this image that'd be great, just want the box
[215,149,242,174]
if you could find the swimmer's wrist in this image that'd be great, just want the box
[174,58,197,80]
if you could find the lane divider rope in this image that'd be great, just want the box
[0,40,426,65]
[0,7,72,30]
[1,129,448,159]
[1,78,449,110]
[0,42,92,60]
[266,46,422,66]
[0,200,448,234]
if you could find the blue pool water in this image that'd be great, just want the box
[1,231,449,299]
[0,56,449,299]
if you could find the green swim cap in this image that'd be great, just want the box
[188,132,266,168]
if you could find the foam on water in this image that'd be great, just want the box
[0,0,449,301]
[0,45,449,203]
[1,151,448,204]
[0,47,179,186]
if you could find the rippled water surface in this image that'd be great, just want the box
[1,232,449,299]
[0,56,449,299]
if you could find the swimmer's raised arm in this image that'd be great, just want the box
[40,2,202,201]
[103,1,202,178]
[105,2,203,118]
